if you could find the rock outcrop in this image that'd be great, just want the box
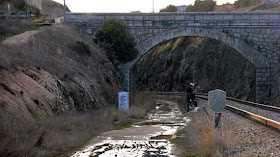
[0,24,122,120]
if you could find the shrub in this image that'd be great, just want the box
[96,18,138,64]
[12,0,25,10]
[1,0,26,10]
[70,41,91,56]
[28,5,41,17]
[187,0,216,12]
[76,41,91,55]
[160,5,177,12]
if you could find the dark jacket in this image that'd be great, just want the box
[187,87,195,101]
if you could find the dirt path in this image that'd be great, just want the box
[70,100,189,157]
[1,30,39,46]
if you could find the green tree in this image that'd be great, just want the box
[187,0,216,12]
[160,4,177,12]
[96,18,138,63]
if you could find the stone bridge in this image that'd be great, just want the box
[66,12,280,103]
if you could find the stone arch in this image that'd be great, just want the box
[123,27,271,102]
[129,27,270,69]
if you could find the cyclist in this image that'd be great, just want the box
[187,83,197,107]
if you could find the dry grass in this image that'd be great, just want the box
[0,92,156,156]
[172,97,222,157]
[173,97,280,157]
[0,19,37,41]
[173,98,218,156]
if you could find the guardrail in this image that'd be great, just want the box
[0,15,30,20]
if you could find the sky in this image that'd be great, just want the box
[53,0,237,13]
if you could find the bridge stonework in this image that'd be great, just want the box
[66,12,280,103]
[267,0,280,7]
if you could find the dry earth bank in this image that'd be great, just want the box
[0,24,155,156]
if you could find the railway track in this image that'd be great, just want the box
[151,92,280,131]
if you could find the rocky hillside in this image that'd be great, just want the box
[42,0,71,18]
[0,24,122,120]
[132,37,256,101]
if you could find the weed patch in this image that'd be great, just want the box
[70,41,92,56]
[0,92,156,156]
[0,19,38,41]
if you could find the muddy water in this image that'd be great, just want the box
[71,100,189,157]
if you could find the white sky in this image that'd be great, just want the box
[53,0,237,13]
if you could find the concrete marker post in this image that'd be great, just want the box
[208,89,226,156]
[118,91,129,110]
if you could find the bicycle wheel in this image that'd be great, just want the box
[185,102,190,112]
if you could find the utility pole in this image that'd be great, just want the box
[7,3,11,15]
[63,0,66,22]
[153,0,154,13]
[25,1,27,16]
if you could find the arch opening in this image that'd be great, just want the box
[123,28,272,102]
[131,36,257,101]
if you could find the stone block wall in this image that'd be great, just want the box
[66,12,280,102]
[267,0,280,7]
[220,27,280,67]
[66,12,280,66]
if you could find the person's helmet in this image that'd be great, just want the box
[189,83,194,87]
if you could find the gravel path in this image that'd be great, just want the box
[68,96,280,157]
[227,100,280,122]
[70,100,188,157]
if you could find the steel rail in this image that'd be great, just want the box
[197,95,280,131]
[151,92,280,113]
[151,92,280,131]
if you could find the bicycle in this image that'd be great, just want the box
[185,99,197,112]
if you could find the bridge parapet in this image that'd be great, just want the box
[66,12,280,32]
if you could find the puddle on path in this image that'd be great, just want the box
[71,100,189,157]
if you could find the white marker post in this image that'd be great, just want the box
[208,89,226,156]
[118,91,129,110]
